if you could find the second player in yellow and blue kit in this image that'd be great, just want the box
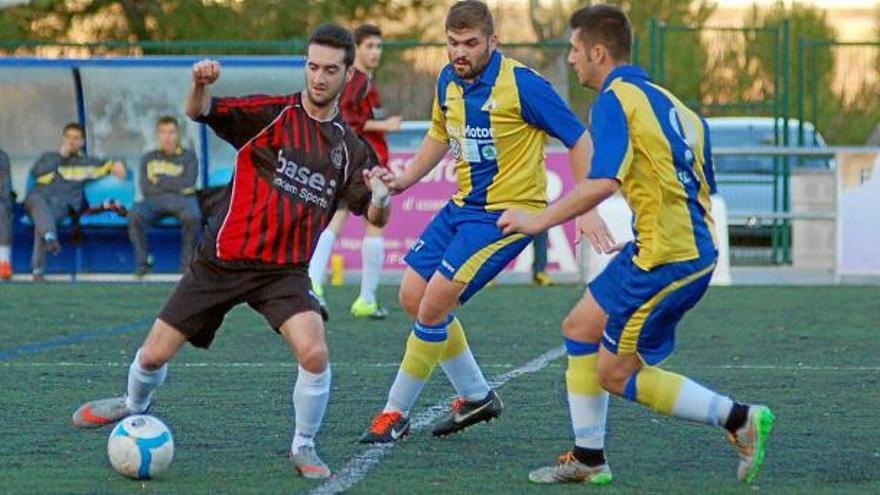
[405,49,586,302]
[586,64,719,365]
[501,4,773,483]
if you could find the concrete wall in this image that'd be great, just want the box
[791,169,836,269]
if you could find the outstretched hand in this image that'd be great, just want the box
[364,166,391,207]
[369,167,410,195]
[497,208,544,236]
[576,210,623,254]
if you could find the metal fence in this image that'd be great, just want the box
[798,39,880,146]
[1,28,878,266]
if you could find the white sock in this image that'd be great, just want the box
[570,393,609,449]
[125,350,167,413]
[309,229,336,287]
[672,379,734,427]
[382,370,426,416]
[359,236,384,305]
[291,365,331,453]
[0,245,10,262]
[440,350,491,402]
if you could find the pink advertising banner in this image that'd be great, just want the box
[334,150,581,274]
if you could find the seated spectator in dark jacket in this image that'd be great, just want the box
[128,116,201,276]
[0,148,12,280]
[25,123,126,281]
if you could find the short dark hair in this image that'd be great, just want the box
[354,24,382,46]
[446,0,494,36]
[569,4,632,62]
[156,115,179,128]
[63,122,84,135]
[309,23,356,67]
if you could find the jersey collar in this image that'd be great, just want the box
[296,91,340,123]
[454,49,502,90]
[600,64,650,92]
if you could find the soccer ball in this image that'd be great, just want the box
[107,415,174,479]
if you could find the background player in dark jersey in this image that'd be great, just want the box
[309,23,402,320]
[71,24,391,480]
[24,123,127,281]
[128,116,201,276]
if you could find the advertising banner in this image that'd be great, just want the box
[333,151,579,275]
[837,152,880,275]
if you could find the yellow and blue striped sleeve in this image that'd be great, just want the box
[588,90,633,182]
[700,118,718,194]
[427,86,448,144]
[513,67,585,148]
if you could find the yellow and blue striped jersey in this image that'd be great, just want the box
[428,50,585,212]
[588,65,718,270]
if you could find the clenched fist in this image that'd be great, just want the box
[192,59,221,87]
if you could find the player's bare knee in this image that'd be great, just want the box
[416,296,454,326]
[298,342,329,373]
[137,346,168,371]
[596,368,624,395]
[599,357,640,395]
[561,313,602,344]
[398,287,420,318]
[561,313,584,338]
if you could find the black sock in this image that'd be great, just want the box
[724,402,749,434]
[572,446,605,467]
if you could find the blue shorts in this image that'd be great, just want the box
[404,201,532,304]
[589,242,716,365]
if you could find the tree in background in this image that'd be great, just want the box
[745,2,879,145]
[0,0,439,47]
[525,0,716,117]
[745,2,837,143]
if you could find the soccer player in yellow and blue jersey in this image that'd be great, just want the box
[359,0,606,443]
[499,4,774,486]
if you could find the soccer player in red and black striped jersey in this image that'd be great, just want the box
[309,24,402,320]
[71,24,391,480]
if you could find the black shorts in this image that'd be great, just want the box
[158,253,322,348]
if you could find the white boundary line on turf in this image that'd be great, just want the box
[308,346,568,495]
[2,361,880,372]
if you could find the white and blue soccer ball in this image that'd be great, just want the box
[107,415,174,479]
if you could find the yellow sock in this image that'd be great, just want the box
[440,316,468,361]
[384,320,449,414]
[400,331,446,380]
[623,366,733,426]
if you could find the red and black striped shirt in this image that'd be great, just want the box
[340,68,389,166]
[196,92,375,269]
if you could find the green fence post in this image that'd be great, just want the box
[781,19,792,264]
[658,21,667,84]
[770,24,782,263]
[648,17,658,79]
[797,38,806,147]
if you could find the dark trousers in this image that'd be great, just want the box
[128,194,202,272]
[0,201,11,246]
[24,193,72,273]
[532,230,548,274]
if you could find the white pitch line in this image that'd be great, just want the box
[308,346,567,495]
